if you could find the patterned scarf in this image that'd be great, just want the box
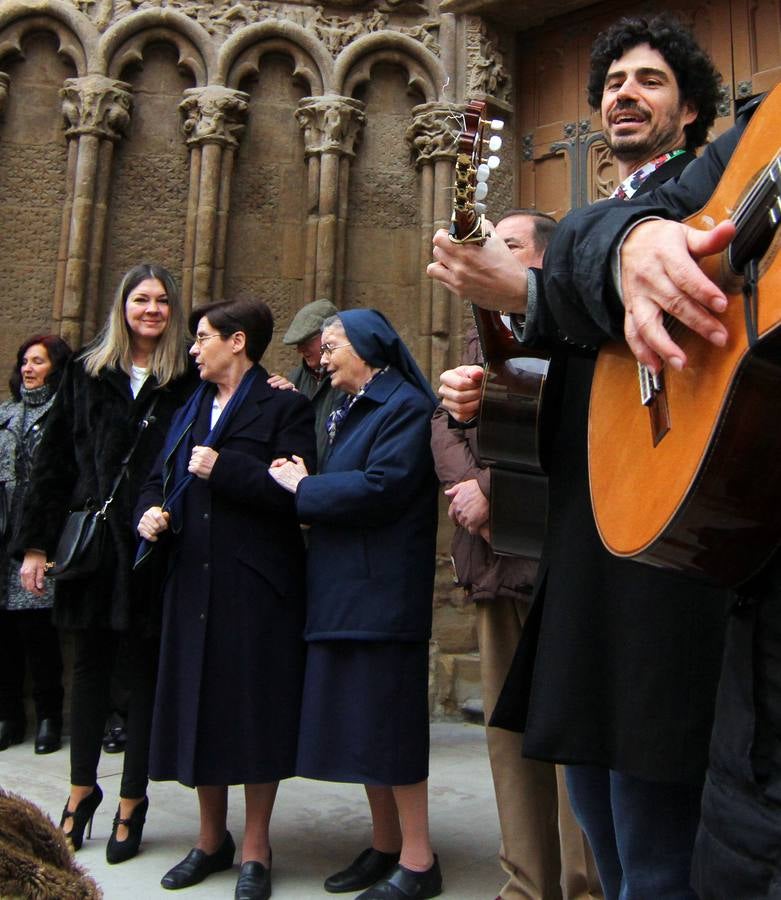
[326,366,389,444]
[610,149,686,200]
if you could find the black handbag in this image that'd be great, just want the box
[45,397,159,581]
[44,506,107,580]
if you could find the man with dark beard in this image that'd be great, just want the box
[429,15,730,900]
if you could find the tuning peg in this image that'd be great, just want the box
[487,155,500,169]
[476,164,490,182]
[488,135,502,152]
[475,202,487,215]
[475,181,488,201]
[490,119,504,131]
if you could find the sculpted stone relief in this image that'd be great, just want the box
[65,0,441,56]
[466,19,510,106]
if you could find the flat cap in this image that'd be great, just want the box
[282,298,339,345]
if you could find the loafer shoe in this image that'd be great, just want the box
[0,720,25,750]
[355,855,443,899]
[161,831,235,890]
[325,847,401,893]
[235,860,271,900]
[35,718,62,754]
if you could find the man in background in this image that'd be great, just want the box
[431,210,600,900]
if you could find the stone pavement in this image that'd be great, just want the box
[0,722,504,900]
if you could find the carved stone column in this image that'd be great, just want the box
[296,95,366,304]
[58,75,132,347]
[406,101,461,379]
[179,85,249,307]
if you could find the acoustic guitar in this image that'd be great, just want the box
[588,84,781,587]
[449,100,559,558]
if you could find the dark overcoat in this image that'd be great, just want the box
[296,366,438,642]
[138,370,316,787]
[15,355,197,633]
[492,153,731,786]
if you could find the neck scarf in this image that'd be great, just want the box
[610,149,686,200]
[134,365,259,568]
[326,366,388,443]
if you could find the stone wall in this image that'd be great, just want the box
[0,0,516,717]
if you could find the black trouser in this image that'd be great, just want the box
[69,627,158,799]
[0,608,64,724]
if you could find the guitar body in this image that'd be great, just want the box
[589,86,781,586]
[475,309,561,557]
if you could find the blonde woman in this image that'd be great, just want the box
[18,264,196,864]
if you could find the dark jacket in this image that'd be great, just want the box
[529,97,780,893]
[296,366,438,642]
[429,327,537,602]
[15,354,197,632]
[492,151,730,786]
[0,387,58,611]
[137,369,317,787]
[288,362,344,470]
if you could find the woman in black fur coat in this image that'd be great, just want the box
[17,264,196,864]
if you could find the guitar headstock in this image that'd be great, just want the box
[449,100,503,245]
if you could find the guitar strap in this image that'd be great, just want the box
[742,257,760,348]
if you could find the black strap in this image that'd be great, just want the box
[97,395,159,517]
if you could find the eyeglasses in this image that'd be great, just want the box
[320,342,351,358]
[192,333,222,347]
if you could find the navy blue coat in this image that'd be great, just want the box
[296,366,438,642]
[137,370,317,786]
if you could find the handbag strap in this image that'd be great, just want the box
[97,395,160,517]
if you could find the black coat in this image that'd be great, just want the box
[492,153,731,785]
[516,99,781,892]
[138,371,316,787]
[15,356,197,633]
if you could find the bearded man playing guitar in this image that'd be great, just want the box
[429,15,735,900]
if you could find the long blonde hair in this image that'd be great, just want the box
[80,264,188,386]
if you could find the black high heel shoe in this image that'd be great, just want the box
[60,784,103,851]
[106,796,148,865]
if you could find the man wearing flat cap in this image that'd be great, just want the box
[275,298,345,469]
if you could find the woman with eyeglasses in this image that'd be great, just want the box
[136,297,316,900]
[17,264,196,863]
[269,309,442,900]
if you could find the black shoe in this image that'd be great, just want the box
[324,847,401,893]
[0,720,25,750]
[355,856,443,899]
[102,715,127,754]
[106,796,148,864]
[161,831,236,890]
[34,718,62,754]
[235,860,271,900]
[60,784,103,851]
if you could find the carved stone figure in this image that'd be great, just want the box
[60,76,133,142]
[405,102,461,165]
[179,86,250,148]
[295,96,366,157]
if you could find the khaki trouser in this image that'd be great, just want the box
[476,597,603,900]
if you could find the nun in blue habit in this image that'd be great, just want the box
[269,309,443,900]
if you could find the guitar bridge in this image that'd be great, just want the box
[638,363,670,446]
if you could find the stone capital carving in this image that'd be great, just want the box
[405,102,462,167]
[295,96,366,158]
[0,73,9,120]
[60,75,133,141]
[179,85,250,149]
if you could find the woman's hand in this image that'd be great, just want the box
[188,445,218,480]
[267,374,297,391]
[137,507,170,541]
[268,455,309,493]
[20,550,47,596]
